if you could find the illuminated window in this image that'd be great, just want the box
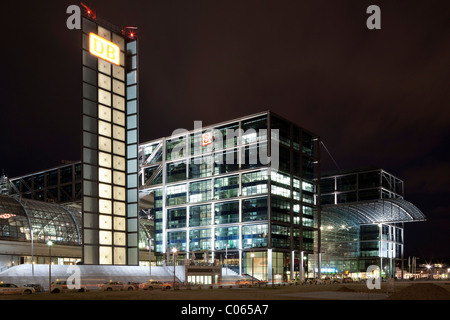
[189,180,212,203]
[98,136,112,152]
[189,204,212,227]
[242,224,268,248]
[98,89,111,106]
[98,26,111,40]
[99,215,112,229]
[189,229,212,251]
[113,110,125,126]
[112,33,125,50]
[113,125,125,141]
[114,247,126,265]
[114,232,126,246]
[113,79,125,96]
[98,105,111,122]
[113,186,126,201]
[99,183,112,199]
[99,230,112,245]
[99,246,112,264]
[113,217,126,231]
[166,184,187,206]
[214,201,239,224]
[113,201,126,216]
[113,140,126,156]
[113,171,125,186]
[242,170,268,196]
[98,120,112,137]
[113,94,125,111]
[113,156,125,171]
[98,59,111,75]
[99,152,112,168]
[214,175,239,200]
[98,167,111,184]
[99,199,112,214]
[98,73,111,91]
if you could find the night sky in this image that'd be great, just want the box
[1,1,449,259]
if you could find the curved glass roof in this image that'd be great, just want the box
[322,198,426,225]
[0,195,152,246]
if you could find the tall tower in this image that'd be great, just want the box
[81,9,139,265]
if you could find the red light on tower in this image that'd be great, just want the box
[123,26,138,40]
[81,2,96,19]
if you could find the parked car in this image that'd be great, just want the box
[127,282,141,290]
[100,281,135,291]
[343,277,354,283]
[235,279,252,286]
[0,283,35,295]
[24,283,45,293]
[50,280,86,293]
[256,280,268,285]
[141,280,172,290]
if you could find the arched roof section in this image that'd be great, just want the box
[322,198,426,225]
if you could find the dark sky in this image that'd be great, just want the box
[1,1,449,258]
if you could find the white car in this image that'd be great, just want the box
[141,280,172,290]
[0,283,35,295]
[50,280,86,293]
[100,281,135,291]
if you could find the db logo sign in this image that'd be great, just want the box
[89,33,120,66]
[201,132,213,147]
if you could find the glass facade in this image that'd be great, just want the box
[0,195,152,247]
[138,111,320,281]
[320,168,405,205]
[9,163,82,203]
[6,111,321,280]
[314,168,417,279]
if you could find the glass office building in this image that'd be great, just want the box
[138,111,320,281]
[313,168,426,279]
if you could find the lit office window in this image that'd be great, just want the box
[214,226,239,250]
[242,170,268,196]
[189,156,213,179]
[214,122,239,150]
[214,201,239,224]
[271,197,291,223]
[166,136,187,161]
[242,224,268,248]
[271,224,290,248]
[167,207,187,229]
[167,231,186,252]
[189,229,212,251]
[214,175,239,200]
[166,184,187,206]
[189,180,212,203]
[189,204,212,227]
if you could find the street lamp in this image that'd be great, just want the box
[426,264,432,279]
[147,238,153,278]
[251,253,255,286]
[47,240,54,292]
[225,244,228,276]
[172,247,177,287]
